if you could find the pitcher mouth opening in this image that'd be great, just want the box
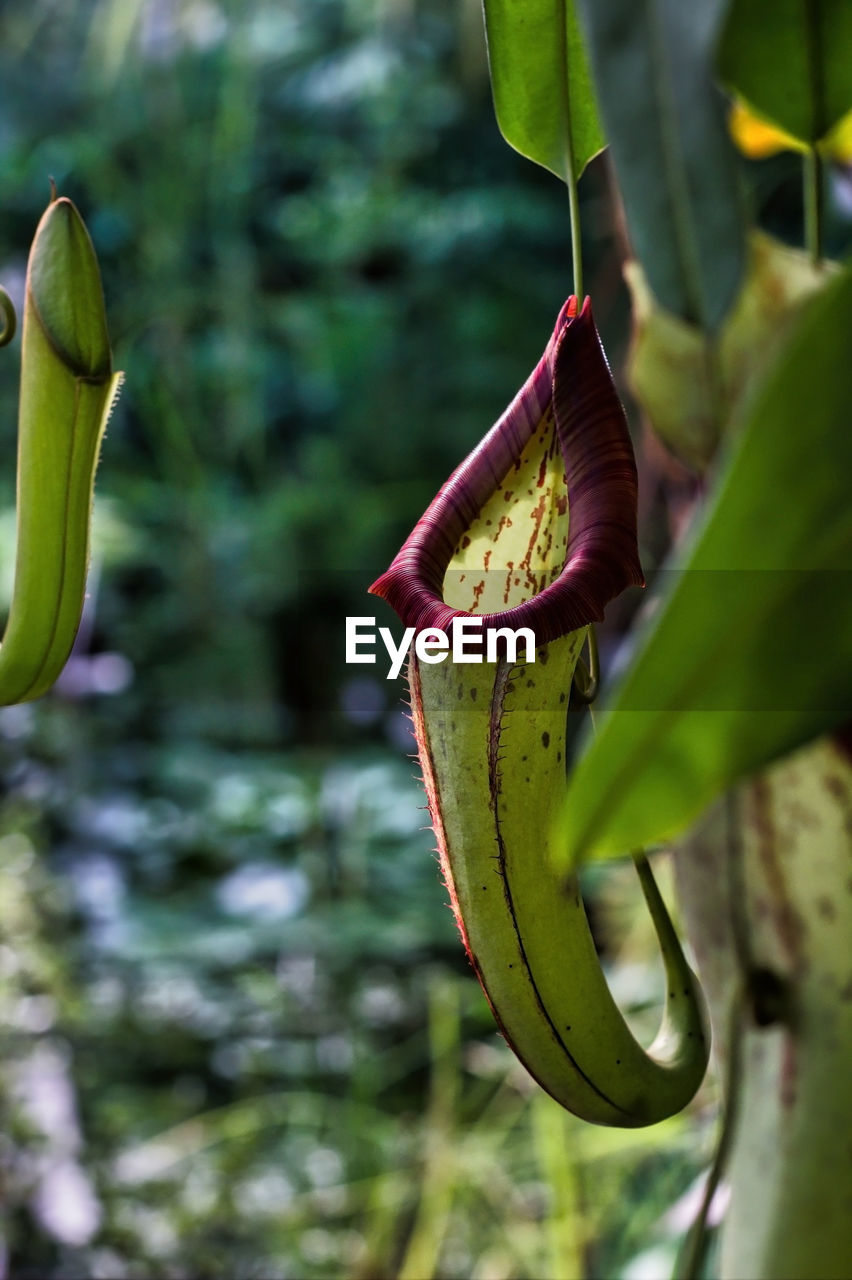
[369,296,643,646]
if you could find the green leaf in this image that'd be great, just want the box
[718,0,852,146]
[556,265,852,864]
[482,0,605,183]
[624,232,833,471]
[577,0,746,330]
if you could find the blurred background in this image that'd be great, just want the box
[2,1,846,1277]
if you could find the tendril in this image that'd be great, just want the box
[0,287,17,348]
[571,624,600,705]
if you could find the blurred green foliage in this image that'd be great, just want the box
[0,699,714,1278]
[0,0,588,746]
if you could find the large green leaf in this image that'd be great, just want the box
[577,0,745,330]
[718,0,852,145]
[556,265,852,865]
[482,0,605,183]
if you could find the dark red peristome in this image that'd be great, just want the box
[369,297,643,640]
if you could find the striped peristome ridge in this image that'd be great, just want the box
[369,296,643,641]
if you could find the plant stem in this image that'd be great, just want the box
[557,5,583,297]
[675,986,745,1280]
[804,147,824,268]
[567,167,583,298]
[572,625,599,705]
[0,287,16,347]
[802,0,825,270]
